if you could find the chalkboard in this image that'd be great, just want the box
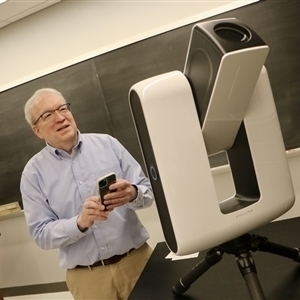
[0,0,299,208]
[0,61,114,208]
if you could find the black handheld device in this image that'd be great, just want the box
[97,172,116,210]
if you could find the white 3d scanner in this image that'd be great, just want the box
[129,18,295,256]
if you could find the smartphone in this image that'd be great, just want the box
[97,172,116,210]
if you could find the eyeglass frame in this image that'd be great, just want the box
[33,103,71,126]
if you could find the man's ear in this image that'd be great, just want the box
[32,125,44,140]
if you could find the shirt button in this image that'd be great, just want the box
[79,181,83,185]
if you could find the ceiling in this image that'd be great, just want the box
[0,0,61,29]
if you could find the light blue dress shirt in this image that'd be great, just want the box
[20,132,154,269]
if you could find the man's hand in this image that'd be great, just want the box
[103,179,137,211]
[77,196,109,231]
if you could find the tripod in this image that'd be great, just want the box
[172,233,300,299]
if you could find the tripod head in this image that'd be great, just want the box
[129,18,295,256]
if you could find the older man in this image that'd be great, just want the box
[20,88,154,300]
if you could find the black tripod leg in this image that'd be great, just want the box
[236,252,266,300]
[251,235,300,262]
[172,247,223,295]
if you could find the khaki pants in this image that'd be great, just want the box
[66,243,152,300]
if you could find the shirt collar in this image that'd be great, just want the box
[46,130,82,159]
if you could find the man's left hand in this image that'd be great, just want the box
[103,179,137,210]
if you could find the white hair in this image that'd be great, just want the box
[24,88,66,126]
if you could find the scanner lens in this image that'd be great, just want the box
[214,23,251,42]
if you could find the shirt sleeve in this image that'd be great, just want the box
[20,170,86,250]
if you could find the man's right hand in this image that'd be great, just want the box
[77,196,109,231]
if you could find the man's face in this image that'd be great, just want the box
[32,92,78,153]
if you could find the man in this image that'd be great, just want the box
[20,88,154,300]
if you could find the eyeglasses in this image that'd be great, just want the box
[33,103,71,125]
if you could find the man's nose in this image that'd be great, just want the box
[53,110,65,121]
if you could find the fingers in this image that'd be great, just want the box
[77,196,109,230]
[84,196,107,216]
[77,179,137,230]
[103,180,136,209]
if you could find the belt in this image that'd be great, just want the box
[74,248,135,269]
